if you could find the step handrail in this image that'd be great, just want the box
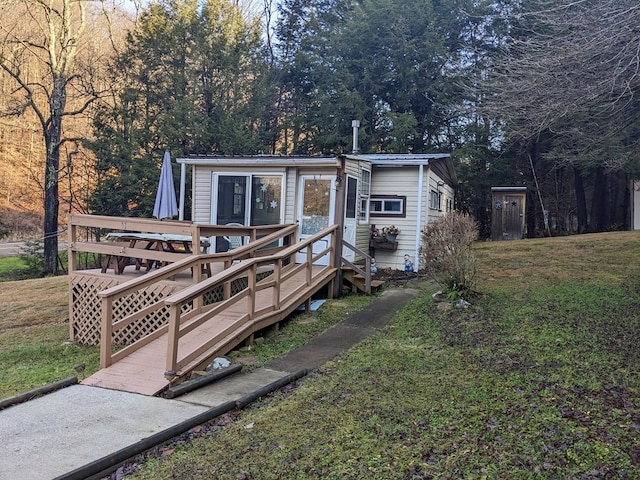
[163,225,339,374]
[97,225,298,368]
[341,239,372,293]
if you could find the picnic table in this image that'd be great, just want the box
[101,233,210,274]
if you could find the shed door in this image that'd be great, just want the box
[503,194,525,240]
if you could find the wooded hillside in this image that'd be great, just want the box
[0,0,637,252]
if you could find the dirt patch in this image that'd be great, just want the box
[0,207,43,241]
[374,267,421,287]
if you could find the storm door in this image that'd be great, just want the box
[296,175,335,265]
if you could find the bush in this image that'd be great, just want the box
[20,238,45,276]
[419,212,478,295]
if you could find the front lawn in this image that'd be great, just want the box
[128,232,640,479]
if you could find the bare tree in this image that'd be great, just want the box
[0,0,111,274]
[471,0,640,233]
[482,0,640,162]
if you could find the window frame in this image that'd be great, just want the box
[429,190,442,211]
[359,168,372,223]
[369,195,406,218]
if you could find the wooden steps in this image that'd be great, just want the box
[342,266,385,294]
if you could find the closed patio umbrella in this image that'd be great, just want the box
[153,150,178,219]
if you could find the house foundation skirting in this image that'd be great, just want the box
[70,273,186,346]
[69,271,273,346]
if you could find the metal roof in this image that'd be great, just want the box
[176,155,339,167]
[491,186,527,191]
[345,153,450,166]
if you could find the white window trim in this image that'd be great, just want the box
[359,168,371,224]
[210,171,285,225]
[369,196,406,217]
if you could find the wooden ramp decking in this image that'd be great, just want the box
[82,265,336,396]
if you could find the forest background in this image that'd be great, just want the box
[0,0,638,274]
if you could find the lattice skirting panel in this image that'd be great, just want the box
[202,271,273,305]
[70,270,275,346]
[70,274,184,346]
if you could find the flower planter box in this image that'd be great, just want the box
[369,239,398,250]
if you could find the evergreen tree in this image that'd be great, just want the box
[88,0,271,217]
[275,0,490,154]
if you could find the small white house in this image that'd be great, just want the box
[177,152,456,271]
[348,153,456,270]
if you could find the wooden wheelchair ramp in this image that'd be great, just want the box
[83,264,337,396]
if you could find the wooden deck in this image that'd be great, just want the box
[68,217,363,397]
[82,265,334,395]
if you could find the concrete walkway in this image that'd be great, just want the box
[0,286,421,480]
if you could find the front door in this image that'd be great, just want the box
[343,175,358,262]
[296,175,335,265]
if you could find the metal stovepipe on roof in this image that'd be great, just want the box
[352,119,360,154]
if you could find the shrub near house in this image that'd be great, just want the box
[420,212,478,295]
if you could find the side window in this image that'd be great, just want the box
[359,169,371,223]
[429,191,442,211]
[369,196,406,217]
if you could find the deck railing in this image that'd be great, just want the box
[95,224,298,369]
[163,225,338,375]
[341,239,372,293]
[68,214,287,278]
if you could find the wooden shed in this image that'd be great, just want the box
[491,187,527,241]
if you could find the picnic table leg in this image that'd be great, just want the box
[116,256,129,274]
[101,255,110,273]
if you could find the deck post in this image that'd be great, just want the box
[272,259,281,309]
[330,228,338,298]
[166,304,181,373]
[223,259,232,299]
[100,297,113,368]
[364,255,371,293]
[68,219,78,273]
[306,243,313,285]
[247,263,256,319]
[191,225,204,311]
[68,219,77,341]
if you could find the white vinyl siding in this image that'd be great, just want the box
[370,167,421,269]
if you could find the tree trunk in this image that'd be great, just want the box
[573,166,588,234]
[609,170,630,230]
[43,78,65,275]
[43,129,60,275]
[590,166,607,232]
[526,140,539,237]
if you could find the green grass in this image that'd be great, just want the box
[0,324,100,398]
[0,250,98,282]
[0,271,376,399]
[128,232,640,479]
[0,256,33,281]
[243,295,378,365]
